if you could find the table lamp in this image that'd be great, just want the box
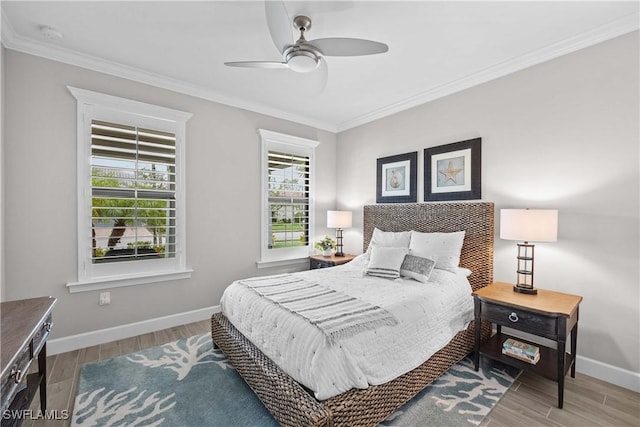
[327,210,352,257]
[500,208,558,294]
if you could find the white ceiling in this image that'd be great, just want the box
[2,1,638,132]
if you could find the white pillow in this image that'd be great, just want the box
[409,230,465,272]
[364,246,408,279]
[400,254,437,283]
[366,228,411,254]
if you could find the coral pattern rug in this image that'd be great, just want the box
[71,334,519,426]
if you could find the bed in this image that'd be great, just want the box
[211,202,494,426]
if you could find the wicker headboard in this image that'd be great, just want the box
[363,202,494,292]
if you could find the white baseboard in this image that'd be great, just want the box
[48,305,220,355]
[49,307,639,393]
[576,355,640,393]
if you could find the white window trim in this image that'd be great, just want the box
[257,129,319,268]
[67,87,193,293]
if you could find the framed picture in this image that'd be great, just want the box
[424,138,481,201]
[376,151,417,203]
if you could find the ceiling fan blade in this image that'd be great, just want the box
[265,0,293,54]
[224,61,288,69]
[309,38,389,56]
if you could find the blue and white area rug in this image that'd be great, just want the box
[71,334,520,427]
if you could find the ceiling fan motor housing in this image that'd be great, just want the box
[285,46,321,73]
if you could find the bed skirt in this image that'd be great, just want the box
[211,312,492,427]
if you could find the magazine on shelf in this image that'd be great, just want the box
[502,338,540,364]
[502,347,541,364]
[503,338,539,356]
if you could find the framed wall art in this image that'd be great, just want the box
[376,151,417,203]
[424,138,481,201]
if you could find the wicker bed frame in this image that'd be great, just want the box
[211,202,494,426]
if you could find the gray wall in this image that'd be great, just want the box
[2,49,337,339]
[336,32,639,373]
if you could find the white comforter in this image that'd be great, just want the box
[220,255,474,400]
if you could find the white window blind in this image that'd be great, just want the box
[267,150,310,249]
[91,120,177,263]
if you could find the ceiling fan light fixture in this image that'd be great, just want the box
[286,50,319,73]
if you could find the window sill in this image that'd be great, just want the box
[256,258,309,269]
[66,269,193,293]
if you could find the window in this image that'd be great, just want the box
[259,129,319,266]
[91,120,178,263]
[67,87,193,292]
[268,151,310,248]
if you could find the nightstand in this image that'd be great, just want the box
[473,282,582,408]
[309,253,356,270]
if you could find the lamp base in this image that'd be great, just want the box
[335,228,345,257]
[513,285,537,295]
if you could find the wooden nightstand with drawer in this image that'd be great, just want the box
[309,253,355,270]
[473,282,582,409]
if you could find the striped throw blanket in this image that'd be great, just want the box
[238,274,398,344]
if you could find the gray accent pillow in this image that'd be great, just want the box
[400,254,437,283]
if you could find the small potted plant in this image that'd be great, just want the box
[314,236,336,257]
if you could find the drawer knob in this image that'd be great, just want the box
[10,367,23,384]
[508,312,519,322]
[43,321,52,332]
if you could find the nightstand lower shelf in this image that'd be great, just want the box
[480,333,574,382]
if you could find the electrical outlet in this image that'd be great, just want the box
[99,292,111,306]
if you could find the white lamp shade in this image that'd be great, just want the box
[500,209,558,242]
[327,210,352,229]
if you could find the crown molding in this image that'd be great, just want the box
[3,10,637,135]
[0,13,337,133]
[1,7,16,44]
[336,12,640,133]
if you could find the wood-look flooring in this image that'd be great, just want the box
[24,319,639,426]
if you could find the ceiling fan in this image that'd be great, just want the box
[224,1,389,75]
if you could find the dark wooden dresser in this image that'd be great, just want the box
[1,296,56,426]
